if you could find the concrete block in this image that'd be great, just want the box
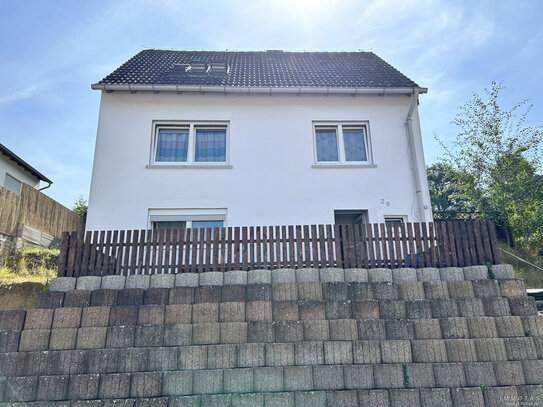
[483,386,519,407]
[246,284,272,302]
[357,319,386,340]
[505,337,538,360]
[275,320,303,342]
[80,306,110,327]
[352,300,379,319]
[163,371,193,396]
[175,273,199,287]
[472,279,500,298]
[389,389,421,407]
[433,362,466,387]
[347,282,373,300]
[254,367,284,391]
[273,301,299,321]
[109,306,137,326]
[165,304,192,324]
[324,341,353,364]
[467,317,497,338]
[447,281,475,298]
[49,277,76,292]
[247,321,275,343]
[138,305,165,325]
[25,350,62,376]
[295,391,326,407]
[329,319,357,340]
[297,300,324,320]
[248,269,272,284]
[170,395,201,407]
[207,344,237,368]
[379,300,406,319]
[266,342,295,366]
[431,298,459,318]
[116,347,148,373]
[398,282,425,300]
[463,265,487,280]
[325,300,352,319]
[392,267,418,283]
[322,282,348,301]
[220,285,245,302]
[373,282,399,300]
[36,290,64,308]
[295,341,324,365]
[386,320,415,340]
[0,329,20,352]
[522,315,543,337]
[25,308,54,330]
[192,303,218,323]
[0,309,26,330]
[439,267,464,282]
[297,282,323,300]
[357,390,390,407]
[76,276,102,291]
[405,300,432,319]
[483,297,511,316]
[135,324,164,347]
[325,390,357,407]
[148,346,178,371]
[130,372,162,398]
[199,271,224,286]
[224,368,253,393]
[414,319,442,339]
[344,268,368,282]
[231,393,263,406]
[491,264,514,279]
[271,268,296,284]
[37,375,69,401]
[102,275,126,289]
[419,389,453,407]
[457,298,485,317]
[494,361,526,386]
[224,270,247,285]
[163,323,192,346]
[499,279,527,297]
[373,364,404,388]
[474,338,508,361]
[194,286,220,303]
[381,340,412,363]
[246,301,272,321]
[313,365,344,390]
[416,267,440,282]
[265,392,295,407]
[49,327,77,350]
[342,364,373,389]
[495,316,524,337]
[440,317,469,339]
[423,281,449,299]
[464,362,497,386]
[52,307,81,328]
[143,287,170,305]
[451,387,484,407]
[220,321,248,343]
[106,325,135,348]
[284,366,313,391]
[296,268,320,282]
[353,340,381,364]
[368,268,392,282]
[178,345,207,369]
[516,385,543,404]
[272,283,298,301]
[68,374,100,399]
[5,376,38,402]
[411,339,448,362]
[117,288,145,306]
[445,339,478,362]
[405,363,435,388]
[238,343,265,367]
[219,302,245,322]
[531,337,543,358]
[509,296,537,316]
[192,322,220,345]
[320,267,344,282]
[76,327,107,349]
[90,288,118,307]
[19,329,50,351]
[303,320,330,341]
[522,360,543,384]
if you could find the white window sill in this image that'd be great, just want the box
[146,164,233,169]
[311,163,376,169]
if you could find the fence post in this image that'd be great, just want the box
[57,232,70,277]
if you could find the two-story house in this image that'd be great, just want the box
[86,50,431,232]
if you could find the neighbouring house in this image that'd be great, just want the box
[86,50,432,232]
[0,143,80,251]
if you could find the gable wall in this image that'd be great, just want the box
[0,154,40,191]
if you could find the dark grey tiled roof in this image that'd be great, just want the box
[95,50,420,89]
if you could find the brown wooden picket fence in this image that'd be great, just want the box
[57,220,501,277]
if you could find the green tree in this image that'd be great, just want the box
[426,162,474,215]
[72,196,88,217]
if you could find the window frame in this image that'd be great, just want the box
[4,173,22,194]
[148,208,228,230]
[312,121,373,166]
[150,121,230,167]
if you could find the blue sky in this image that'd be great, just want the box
[1,0,542,208]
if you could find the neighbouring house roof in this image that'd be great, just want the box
[0,143,52,184]
[92,50,426,94]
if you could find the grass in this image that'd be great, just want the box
[498,242,543,288]
[0,247,58,287]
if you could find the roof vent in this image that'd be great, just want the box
[188,62,207,73]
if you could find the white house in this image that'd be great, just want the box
[0,143,52,194]
[86,50,432,232]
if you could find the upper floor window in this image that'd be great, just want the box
[4,173,22,194]
[152,122,228,165]
[313,122,372,165]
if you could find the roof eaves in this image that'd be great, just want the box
[0,143,52,184]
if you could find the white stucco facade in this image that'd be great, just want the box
[0,154,40,192]
[86,91,432,231]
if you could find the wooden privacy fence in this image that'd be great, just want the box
[58,220,501,277]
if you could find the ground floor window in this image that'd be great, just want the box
[334,209,368,225]
[149,208,226,237]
